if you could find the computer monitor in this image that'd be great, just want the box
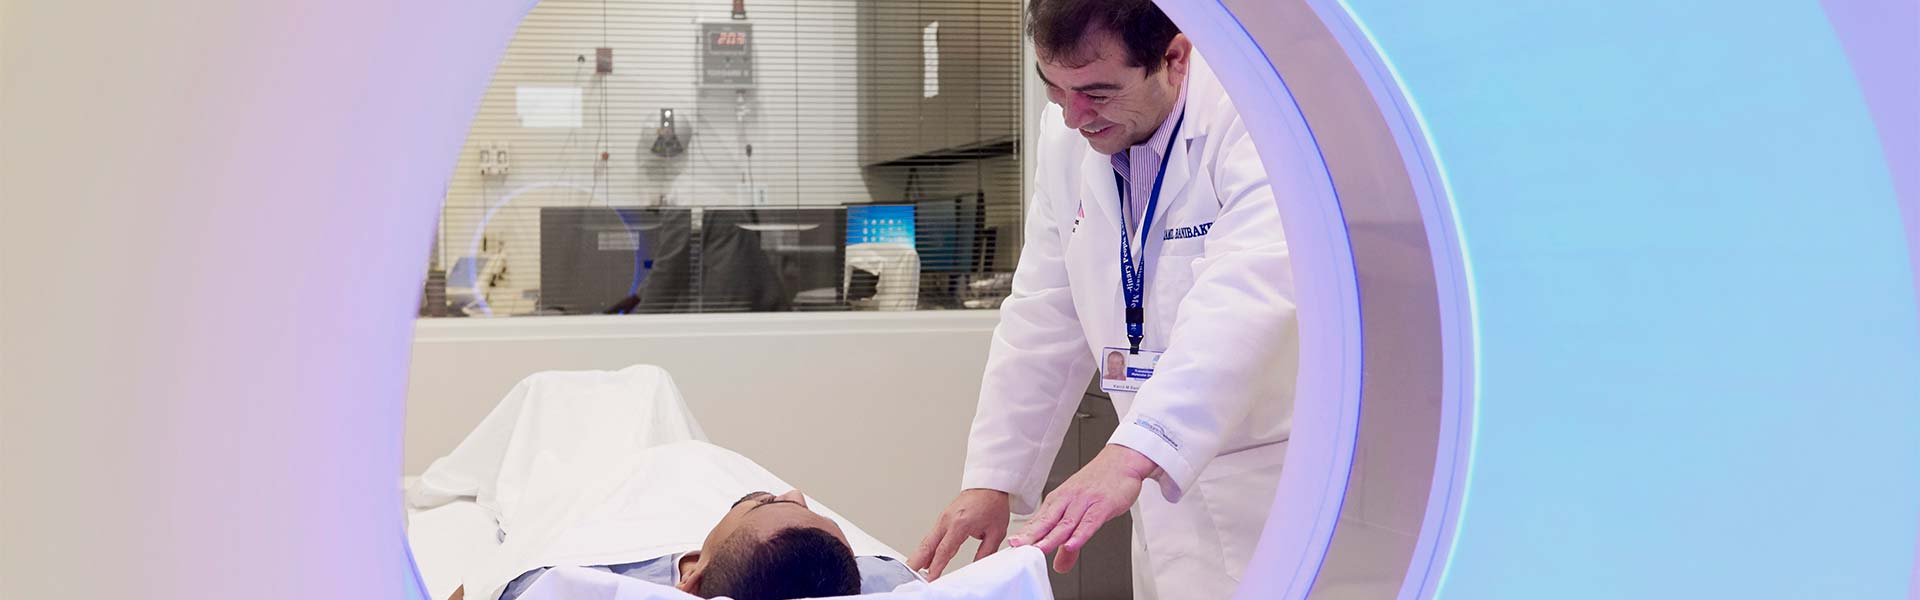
[702,207,844,311]
[538,206,691,314]
[846,204,916,247]
[540,206,847,314]
[915,192,990,274]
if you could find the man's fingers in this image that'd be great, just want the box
[907,523,946,571]
[926,529,969,580]
[975,526,1006,562]
[1048,502,1110,572]
[1012,494,1069,547]
[1060,507,1107,556]
[1009,521,1032,547]
[1053,543,1081,573]
[1033,499,1088,553]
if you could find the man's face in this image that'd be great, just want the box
[700,490,850,556]
[1037,27,1190,156]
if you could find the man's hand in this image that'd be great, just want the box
[1009,445,1157,573]
[908,488,1011,580]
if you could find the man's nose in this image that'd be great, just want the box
[776,489,809,507]
[1060,94,1098,129]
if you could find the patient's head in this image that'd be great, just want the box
[677,490,860,600]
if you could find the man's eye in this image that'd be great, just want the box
[1088,96,1111,104]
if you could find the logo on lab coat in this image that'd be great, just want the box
[1133,416,1182,450]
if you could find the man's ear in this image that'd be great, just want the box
[675,551,705,594]
[1164,33,1193,80]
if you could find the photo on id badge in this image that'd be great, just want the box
[1101,347,1163,394]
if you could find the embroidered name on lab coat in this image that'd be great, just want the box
[1163,222,1213,241]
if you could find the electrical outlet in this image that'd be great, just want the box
[478,141,512,176]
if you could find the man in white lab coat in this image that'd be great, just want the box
[908,0,1297,598]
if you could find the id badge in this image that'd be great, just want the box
[1099,347,1164,394]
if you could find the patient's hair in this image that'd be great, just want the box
[698,526,860,600]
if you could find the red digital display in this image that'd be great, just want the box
[712,31,748,46]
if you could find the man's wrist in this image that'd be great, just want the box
[1099,444,1160,481]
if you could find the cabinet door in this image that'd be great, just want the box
[859,0,925,164]
[973,0,1022,148]
[861,0,1022,165]
[921,0,1022,156]
[919,1,967,155]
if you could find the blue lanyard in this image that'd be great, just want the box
[1117,111,1185,354]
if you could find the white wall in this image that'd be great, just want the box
[405,311,1002,559]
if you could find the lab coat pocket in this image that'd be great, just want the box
[1195,442,1288,580]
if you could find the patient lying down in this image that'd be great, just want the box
[449,441,918,600]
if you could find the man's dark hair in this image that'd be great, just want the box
[1027,0,1182,74]
[698,526,860,600]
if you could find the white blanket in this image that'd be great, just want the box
[408,365,708,517]
[519,547,1053,600]
[467,440,905,600]
[405,365,906,600]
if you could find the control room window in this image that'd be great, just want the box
[420,0,1024,317]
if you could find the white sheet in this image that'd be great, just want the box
[518,547,1053,600]
[410,501,503,600]
[408,365,706,600]
[465,440,906,599]
[404,365,911,600]
[408,365,708,516]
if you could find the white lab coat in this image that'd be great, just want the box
[962,54,1297,599]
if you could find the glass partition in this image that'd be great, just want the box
[421,0,1026,317]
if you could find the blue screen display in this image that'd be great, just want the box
[846,205,916,247]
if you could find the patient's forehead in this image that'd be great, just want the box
[742,501,818,525]
[731,491,772,507]
[726,512,825,551]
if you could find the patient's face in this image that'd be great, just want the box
[703,490,851,553]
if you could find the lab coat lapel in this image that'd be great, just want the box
[1153,124,1200,233]
[1157,54,1217,225]
[1076,148,1125,345]
[1079,147,1124,240]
